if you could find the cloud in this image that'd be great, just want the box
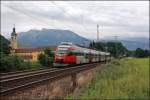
[1,1,149,39]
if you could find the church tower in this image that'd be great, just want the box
[10,26,18,50]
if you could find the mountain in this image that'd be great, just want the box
[17,28,149,50]
[0,34,10,44]
[120,37,149,50]
[103,37,149,50]
[17,28,90,47]
[0,34,10,54]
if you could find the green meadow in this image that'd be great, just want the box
[68,58,149,99]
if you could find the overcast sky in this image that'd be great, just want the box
[1,1,149,39]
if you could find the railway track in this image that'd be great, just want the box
[0,68,57,80]
[0,62,101,96]
[0,67,51,76]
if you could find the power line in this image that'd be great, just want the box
[7,6,55,29]
[113,35,118,58]
[114,36,118,42]
[50,1,89,34]
[8,2,91,40]
[97,24,99,41]
[50,1,74,30]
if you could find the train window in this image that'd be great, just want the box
[57,50,68,54]
[77,52,81,56]
[75,52,84,56]
[84,53,88,59]
[68,51,74,56]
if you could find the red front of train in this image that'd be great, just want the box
[54,43,76,66]
[53,42,110,67]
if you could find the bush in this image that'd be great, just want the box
[76,58,149,99]
[0,55,24,72]
[0,55,43,72]
[38,48,54,67]
[111,60,121,65]
[30,61,42,68]
[38,53,49,67]
[135,48,150,58]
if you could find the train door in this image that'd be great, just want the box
[99,54,101,62]
[89,49,92,63]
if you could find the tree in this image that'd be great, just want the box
[89,41,128,58]
[38,48,54,67]
[38,53,49,67]
[44,48,54,57]
[0,55,25,72]
[135,48,144,57]
[89,41,105,51]
[144,50,150,57]
[135,48,149,58]
[0,35,10,54]
[126,50,134,57]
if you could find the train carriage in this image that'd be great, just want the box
[53,42,110,67]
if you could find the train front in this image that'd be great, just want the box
[53,43,76,67]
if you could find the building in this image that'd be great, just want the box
[13,48,43,61]
[10,27,17,50]
[10,27,56,61]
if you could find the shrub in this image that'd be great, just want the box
[38,48,54,67]
[0,55,43,72]
[38,53,49,67]
[111,60,120,65]
[0,55,24,72]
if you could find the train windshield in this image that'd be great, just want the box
[57,47,68,55]
[57,50,67,54]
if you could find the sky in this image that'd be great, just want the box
[1,1,149,39]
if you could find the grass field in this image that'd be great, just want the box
[68,58,149,99]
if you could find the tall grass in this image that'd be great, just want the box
[75,58,149,99]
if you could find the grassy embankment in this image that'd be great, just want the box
[68,58,149,99]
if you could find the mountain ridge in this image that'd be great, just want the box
[4,28,149,50]
[17,28,90,47]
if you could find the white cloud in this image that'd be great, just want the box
[1,1,149,39]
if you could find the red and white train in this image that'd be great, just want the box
[53,42,110,67]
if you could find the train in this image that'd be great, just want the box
[53,42,111,67]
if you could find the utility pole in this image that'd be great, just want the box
[113,36,118,58]
[105,43,108,52]
[97,24,99,42]
[114,36,118,42]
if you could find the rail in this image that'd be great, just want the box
[0,62,102,96]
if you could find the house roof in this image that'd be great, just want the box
[15,48,42,53]
[14,45,57,53]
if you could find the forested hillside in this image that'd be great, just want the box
[0,34,10,54]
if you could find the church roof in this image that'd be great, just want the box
[15,48,42,53]
[11,27,17,36]
[14,46,57,53]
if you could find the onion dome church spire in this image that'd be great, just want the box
[10,25,18,50]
